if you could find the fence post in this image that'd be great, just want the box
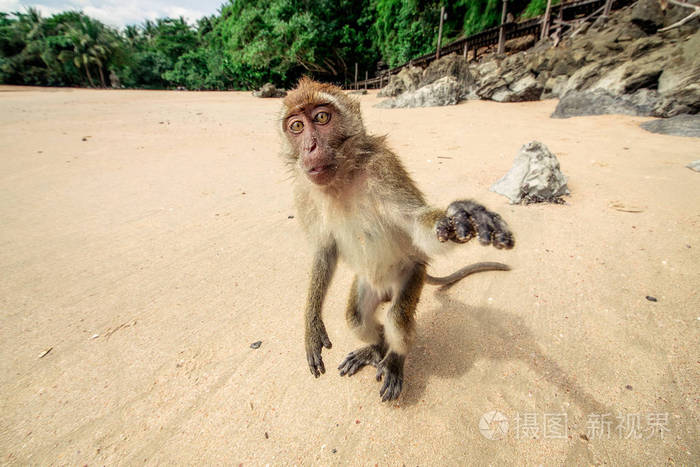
[436,6,445,60]
[541,0,552,40]
[554,2,564,43]
[603,0,613,18]
[365,71,368,91]
[463,42,468,58]
[497,0,508,54]
[354,62,358,90]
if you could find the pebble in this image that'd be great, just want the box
[250,341,262,349]
[645,296,657,302]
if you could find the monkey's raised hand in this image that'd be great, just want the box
[305,316,332,378]
[436,200,514,249]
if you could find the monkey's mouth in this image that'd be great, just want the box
[306,163,337,184]
[308,163,334,174]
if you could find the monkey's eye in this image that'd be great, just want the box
[314,111,330,124]
[289,120,304,133]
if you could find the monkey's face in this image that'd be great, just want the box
[284,104,341,186]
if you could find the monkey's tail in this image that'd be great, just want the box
[425,262,510,287]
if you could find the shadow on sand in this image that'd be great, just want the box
[399,291,606,414]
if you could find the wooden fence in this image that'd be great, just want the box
[348,0,632,90]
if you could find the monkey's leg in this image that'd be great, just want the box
[338,277,386,377]
[376,263,426,402]
[304,240,338,378]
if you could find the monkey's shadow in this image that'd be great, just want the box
[399,292,605,412]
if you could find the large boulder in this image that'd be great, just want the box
[377,66,423,97]
[640,114,700,137]
[422,53,472,90]
[492,73,543,102]
[552,88,659,118]
[378,54,473,100]
[375,76,462,108]
[253,83,286,98]
[490,141,570,204]
[472,53,543,102]
[654,29,700,116]
[630,0,666,34]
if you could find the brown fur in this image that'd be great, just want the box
[281,78,514,402]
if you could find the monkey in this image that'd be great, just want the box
[280,78,514,402]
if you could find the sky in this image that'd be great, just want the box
[0,0,227,28]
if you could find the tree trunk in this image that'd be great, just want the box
[98,65,106,88]
[84,62,95,87]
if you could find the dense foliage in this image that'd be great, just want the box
[0,0,548,89]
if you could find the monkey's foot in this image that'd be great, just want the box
[338,344,384,377]
[376,351,406,402]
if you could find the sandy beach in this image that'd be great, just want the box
[0,86,698,465]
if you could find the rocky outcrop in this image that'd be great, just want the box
[376,76,462,108]
[490,141,570,204]
[552,89,659,118]
[546,0,699,118]
[640,114,700,137]
[253,83,287,98]
[377,66,423,97]
[377,54,474,102]
[378,0,699,117]
[473,53,543,102]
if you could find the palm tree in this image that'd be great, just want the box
[58,15,116,87]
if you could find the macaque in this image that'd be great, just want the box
[280,78,514,402]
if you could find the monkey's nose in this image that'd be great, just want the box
[304,141,317,153]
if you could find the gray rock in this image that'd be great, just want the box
[490,73,543,102]
[421,53,472,90]
[640,114,700,137]
[474,61,508,100]
[509,73,543,101]
[109,70,121,88]
[561,62,605,95]
[377,66,423,97]
[490,141,570,204]
[552,88,659,118]
[543,75,569,98]
[630,0,665,34]
[687,160,700,172]
[654,31,700,116]
[253,83,286,98]
[375,76,462,108]
[663,0,700,31]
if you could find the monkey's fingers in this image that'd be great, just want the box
[451,210,476,243]
[490,213,515,249]
[321,333,332,349]
[338,357,363,377]
[378,370,403,402]
[463,207,495,246]
[306,348,326,378]
[376,352,405,402]
[435,217,454,243]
